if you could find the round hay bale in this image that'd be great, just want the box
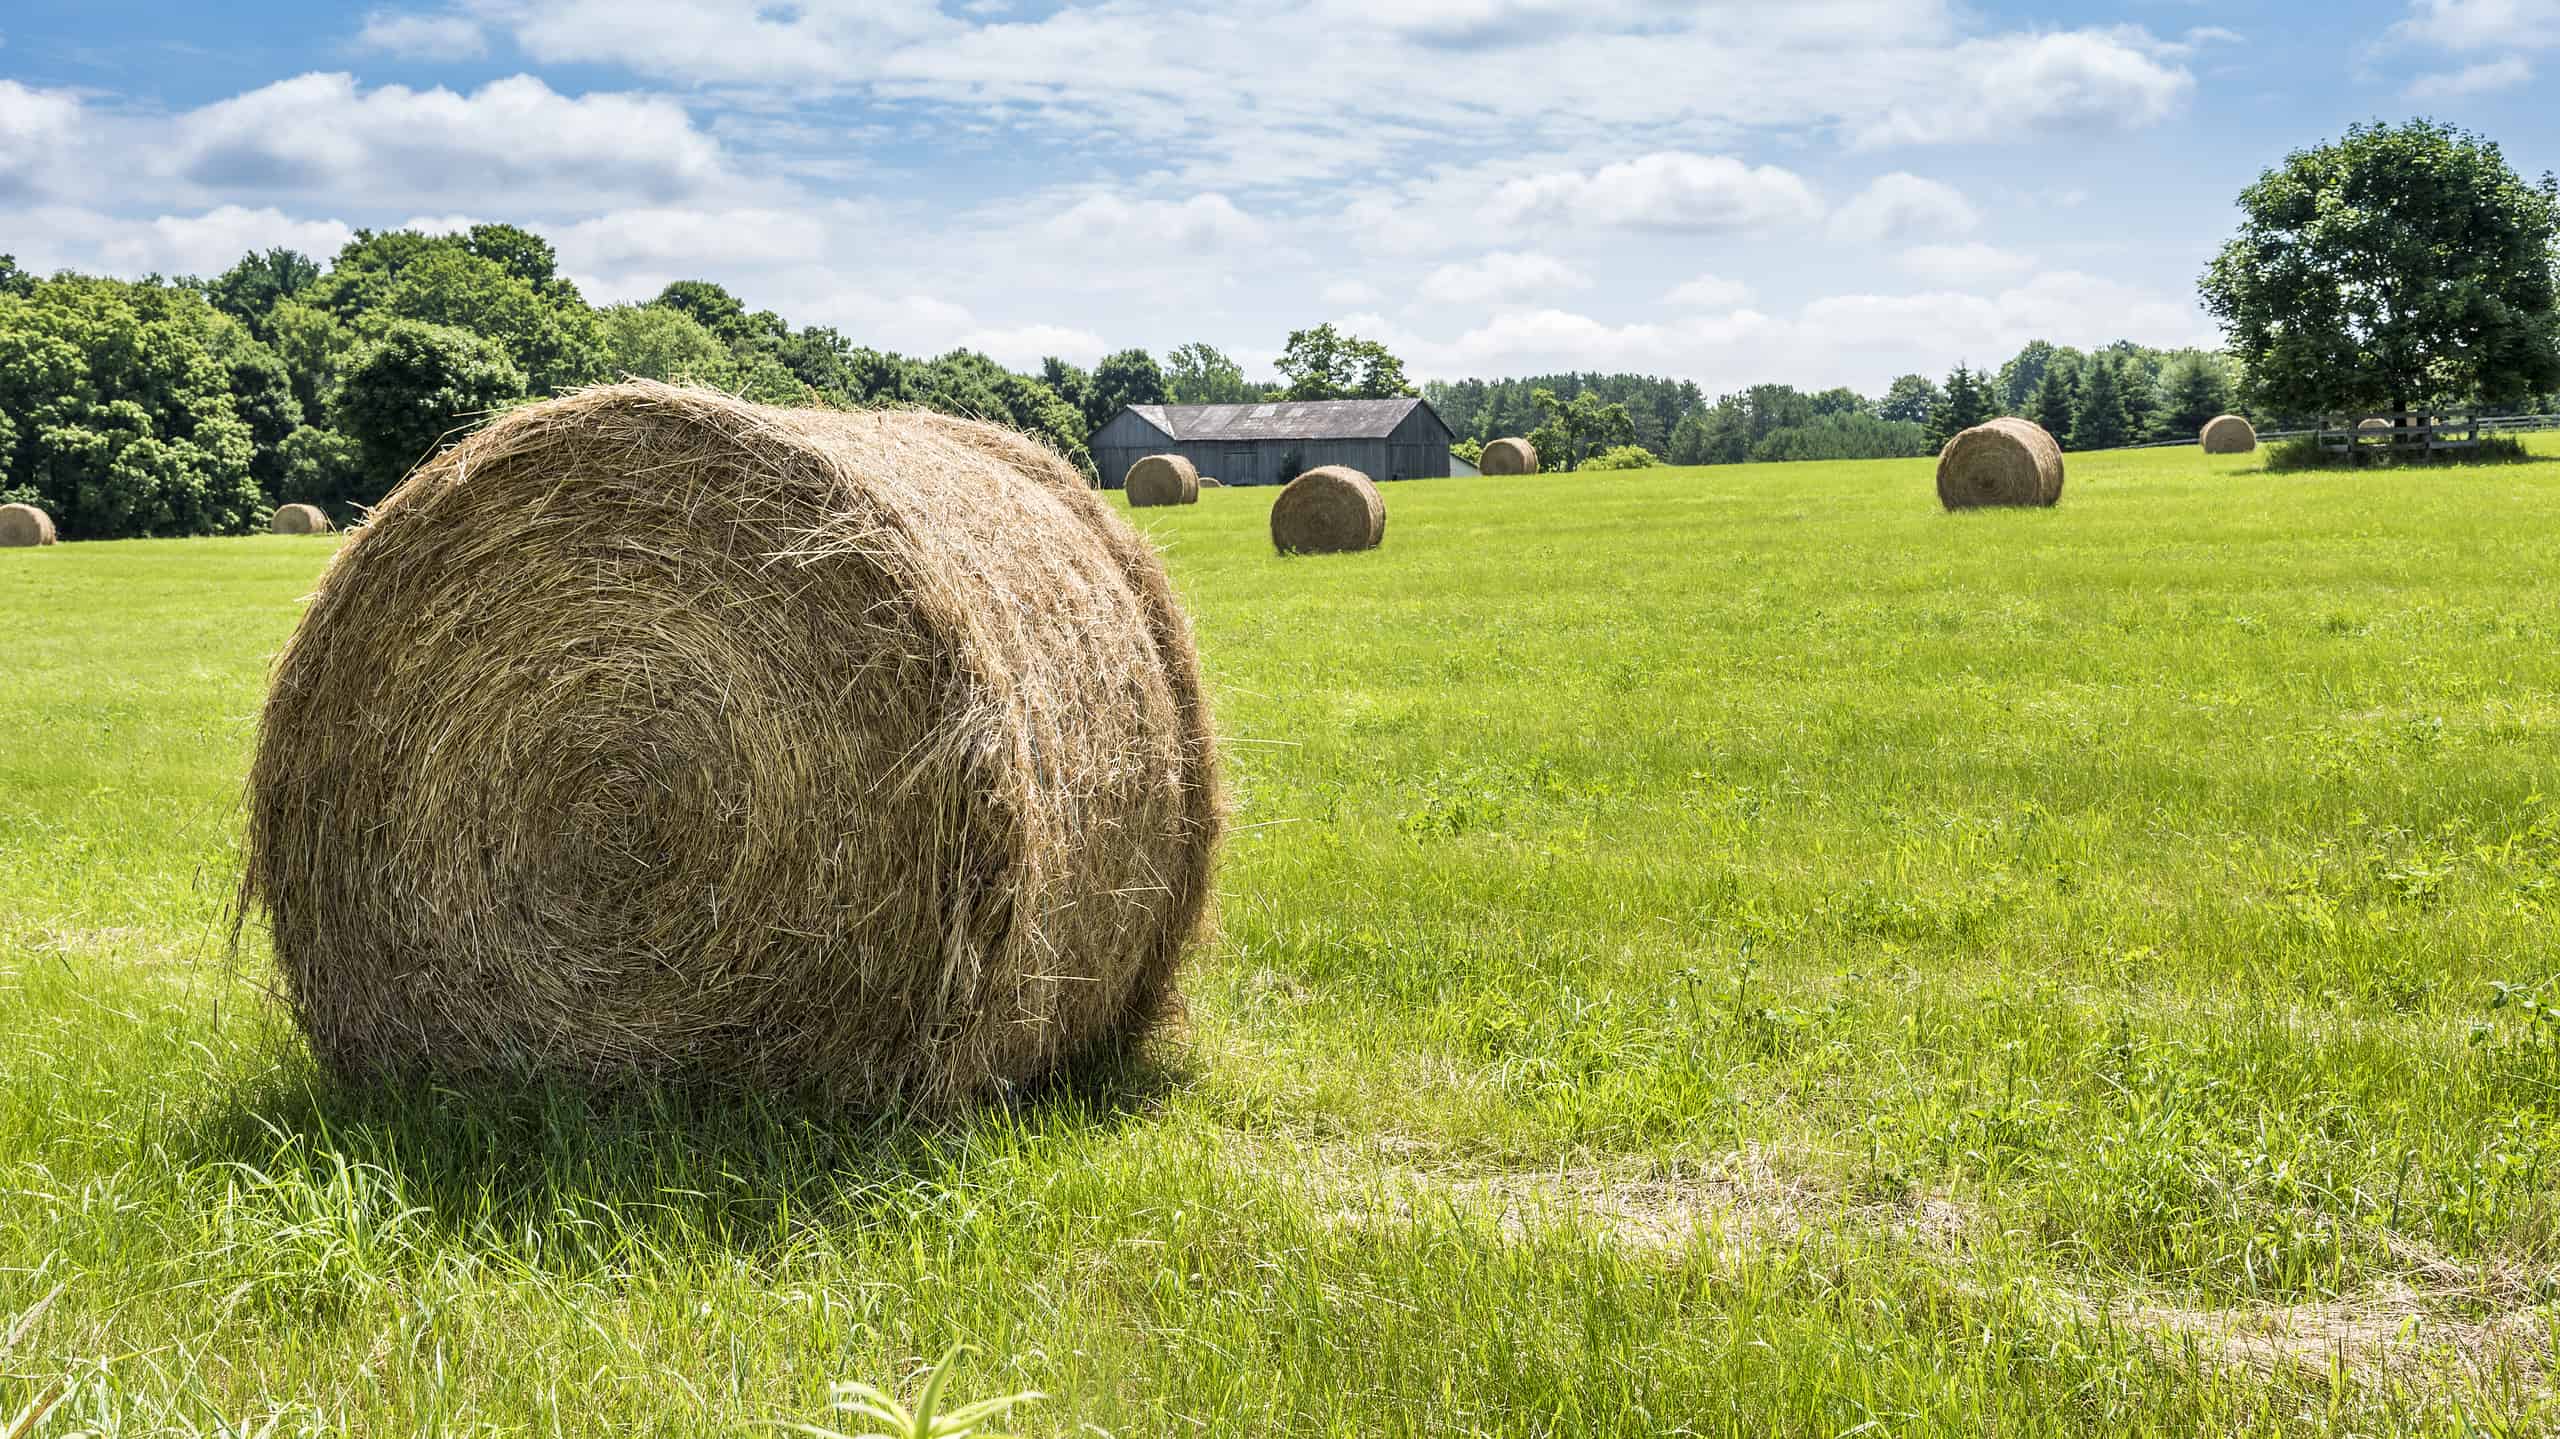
[1480,437,1538,475]
[272,503,334,535]
[1199,476,1221,488]
[240,381,1223,1112]
[0,502,58,547]
[2200,415,2257,454]
[1124,453,1199,507]
[2358,417,2393,433]
[1935,417,2064,510]
[1270,465,1384,555]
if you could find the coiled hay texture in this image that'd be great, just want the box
[1270,465,1384,555]
[0,503,57,547]
[241,381,1223,1113]
[1936,417,2064,510]
[272,503,334,534]
[1480,437,1538,475]
[1125,453,1200,507]
[2200,415,2257,454]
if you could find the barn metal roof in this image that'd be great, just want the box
[1122,398,1435,441]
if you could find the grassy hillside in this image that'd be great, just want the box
[3,444,2556,1435]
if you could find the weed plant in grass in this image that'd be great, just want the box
[3,443,2558,1434]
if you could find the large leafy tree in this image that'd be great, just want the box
[1276,323,1413,401]
[1878,373,1940,425]
[1164,342,1256,404]
[1525,386,1635,470]
[2201,120,2560,416]
[0,276,261,538]
[330,319,527,503]
[597,303,737,385]
[205,247,322,339]
[1086,348,1168,430]
[376,246,604,394]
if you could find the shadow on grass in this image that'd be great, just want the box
[171,1041,1188,1256]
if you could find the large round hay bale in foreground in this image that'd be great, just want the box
[2200,415,2256,454]
[1270,465,1384,555]
[0,503,57,547]
[1936,417,2064,510]
[240,382,1223,1112]
[1480,437,1538,475]
[271,503,333,534]
[1124,453,1199,507]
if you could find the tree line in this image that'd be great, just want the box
[0,228,1417,540]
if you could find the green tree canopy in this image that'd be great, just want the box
[1165,342,1258,404]
[0,276,261,538]
[2201,119,2560,416]
[1526,386,1636,470]
[2070,354,2132,450]
[1926,365,1992,448]
[1879,373,1941,425]
[330,319,527,504]
[205,247,322,339]
[598,303,737,385]
[1277,324,1413,401]
[1086,348,1168,430]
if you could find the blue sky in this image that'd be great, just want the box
[3,0,2554,394]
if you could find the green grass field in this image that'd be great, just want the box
[5,443,2558,1436]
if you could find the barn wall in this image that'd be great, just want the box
[1385,404,1454,480]
[1092,411,1175,490]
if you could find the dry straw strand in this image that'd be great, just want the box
[1125,453,1200,507]
[2199,415,2256,454]
[1936,417,2064,510]
[1270,465,1385,555]
[272,503,334,535]
[1480,437,1538,476]
[0,503,57,547]
[239,381,1223,1113]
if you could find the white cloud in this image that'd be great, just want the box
[1664,273,1754,308]
[1830,172,1977,245]
[955,322,1109,369]
[1851,29,2192,146]
[0,81,83,200]
[2406,56,2534,95]
[1488,152,1824,232]
[1323,279,1384,307]
[356,11,488,59]
[552,207,834,269]
[167,73,738,210]
[1418,250,1590,307]
[493,0,959,86]
[1038,192,1261,256]
[1894,243,2037,284]
[2388,0,2560,50]
[0,205,356,278]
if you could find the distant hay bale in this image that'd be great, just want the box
[1480,437,1538,475]
[1936,417,2064,510]
[239,381,1223,1113]
[0,503,57,547]
[1124,453,1200,507]
[272,503,334,535]
[2200,415,2257,454]
[2358,418,2393,433]
[1270,465,1384,554]
[1199,475,1222,488]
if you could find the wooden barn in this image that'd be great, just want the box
[1093,398,1455,489]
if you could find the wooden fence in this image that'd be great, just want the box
[2314,413,2480,463]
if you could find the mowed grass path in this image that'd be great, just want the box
[3,444,2557,1435]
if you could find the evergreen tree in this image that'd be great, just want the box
[2070,356,2132,450]
[1927,364,1991,448]
[2030,365,2078,446]
[2156,354,2234,440]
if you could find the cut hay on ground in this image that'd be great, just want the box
[1270,465,1385,555]
[271,503,333,535]
[2200,415,2257,454]
[1936,417,2064,510]
[240,381,1224,1113]
[1480,438,1538,475]
[0,503,57,547]
[1124,453,1200,507]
